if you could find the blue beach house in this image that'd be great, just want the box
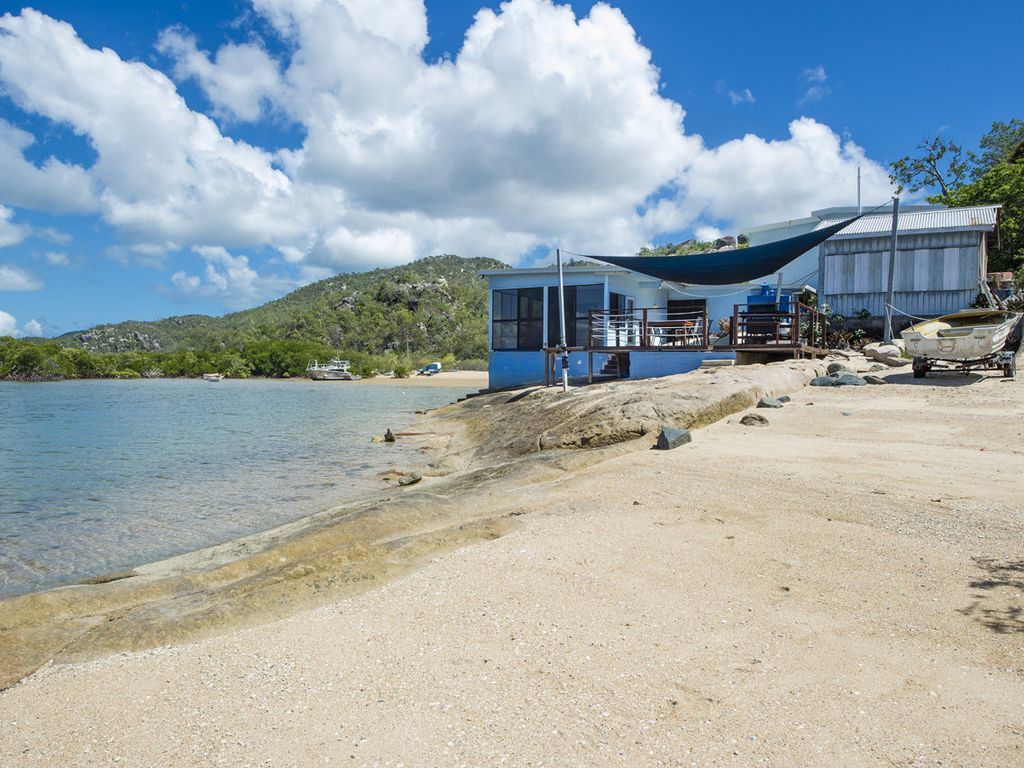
[481,204,1001,390]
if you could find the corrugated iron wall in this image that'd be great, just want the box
[821,232,982,317]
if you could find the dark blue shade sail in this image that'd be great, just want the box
[584,216,860,285]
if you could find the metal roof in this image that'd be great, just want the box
[814,205,1000,238]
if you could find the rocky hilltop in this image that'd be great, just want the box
[58,254,509,358]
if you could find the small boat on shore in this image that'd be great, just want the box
[306,359,360,381]
[201,372,225,381]
[901,308,1020,378]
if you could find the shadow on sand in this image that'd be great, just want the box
[883,371,1004,388]
[958,557,1024,634]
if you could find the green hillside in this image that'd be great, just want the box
[58,254,508,359]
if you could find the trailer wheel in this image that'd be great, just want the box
[912,357,928,379]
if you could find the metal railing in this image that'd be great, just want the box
[588,307,709,350]
[728,302,827,348]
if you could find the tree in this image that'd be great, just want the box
[888,136,968,199]
[889,120,1024,274]
[971,119,1024,177]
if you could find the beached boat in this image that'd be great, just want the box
[901,309,1021,378]
[306,359,360,381]
[201,372,224,381]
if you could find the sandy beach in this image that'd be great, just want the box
[361,370,489,388]
[1,360,1022,766]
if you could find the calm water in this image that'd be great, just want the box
[0,379,471,598]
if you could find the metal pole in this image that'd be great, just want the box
[857,166,862,214]
[883,197,899,344]
[556,248,569,392]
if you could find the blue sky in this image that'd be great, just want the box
[0,0,1021,336]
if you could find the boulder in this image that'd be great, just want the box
[656,425,692,450]
[777,395,791,403]
[864,374,887,385]
[740,413,769,427]
[398,471,422,486]
[714,235,737,249]
[810,376,842,387]
[837,373,867,386]
[757,397,784,409]
[827,362,853,376]
[863,342,905,367]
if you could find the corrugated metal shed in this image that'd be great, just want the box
[814,205,999,238]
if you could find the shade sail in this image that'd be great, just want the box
[585,216,860,285]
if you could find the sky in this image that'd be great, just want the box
[0,0,1021,337]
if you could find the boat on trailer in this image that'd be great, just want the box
[306,359,360,381]
[901,309,1021,379]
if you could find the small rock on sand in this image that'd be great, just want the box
[864,374,887,385]
[837,374,867,386]
[655,426,692,450]
[810,376,842,387]
[827,362,853,376]
[740,413,769,427]
[398,471,422,486]
[778,395,791,403]
[757,397,783,409]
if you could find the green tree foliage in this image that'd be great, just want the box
[888,136,968,197]
[889,121,1024,273]
[47,255,506,364]
[637,241,715,257]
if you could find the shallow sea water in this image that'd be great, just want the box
[0,378,471,598]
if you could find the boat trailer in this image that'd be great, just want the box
[912,349,1017,379]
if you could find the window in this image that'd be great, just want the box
[492,288,543,350]
[547,284,604,347]
[667,298,706,319]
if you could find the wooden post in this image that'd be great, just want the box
[556,248,568,392]
[642,308,649,348]
[702,308,709,349]
[795,302,801,346]
[588,351,593,384]
[731,305,739,345]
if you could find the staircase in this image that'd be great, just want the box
[598,352,630,379]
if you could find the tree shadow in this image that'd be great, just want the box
[958,556,1024,634]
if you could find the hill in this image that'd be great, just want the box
[58,255,509,360]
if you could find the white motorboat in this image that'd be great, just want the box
[306,358,360,381]
[201,372,224,381]
[901,309,1020,378]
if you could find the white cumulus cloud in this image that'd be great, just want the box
[0,309,18,336]
[0,263,43,291]
[0,1,894,299]
[23,318,43,336]
[165,246,302,308]
[0,205,27,248]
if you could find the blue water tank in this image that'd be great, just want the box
[747,283,790,311]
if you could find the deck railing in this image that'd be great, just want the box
[588,307,709,350]
[728,302,827,348]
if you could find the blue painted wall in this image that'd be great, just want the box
[628,350,736,380]
[489,351,611,389]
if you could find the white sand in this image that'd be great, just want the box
[2,368,1022,766]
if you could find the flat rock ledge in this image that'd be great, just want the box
[428,359,827,470]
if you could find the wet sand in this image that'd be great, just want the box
[1,361,1022,765]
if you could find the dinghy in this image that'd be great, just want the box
[901,309,1020,379]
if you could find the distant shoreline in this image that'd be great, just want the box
[0,370,490,388]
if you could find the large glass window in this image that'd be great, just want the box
[547,284,604,347]
[492,288,543,350]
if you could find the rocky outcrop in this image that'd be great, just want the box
[428,359,826,468]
